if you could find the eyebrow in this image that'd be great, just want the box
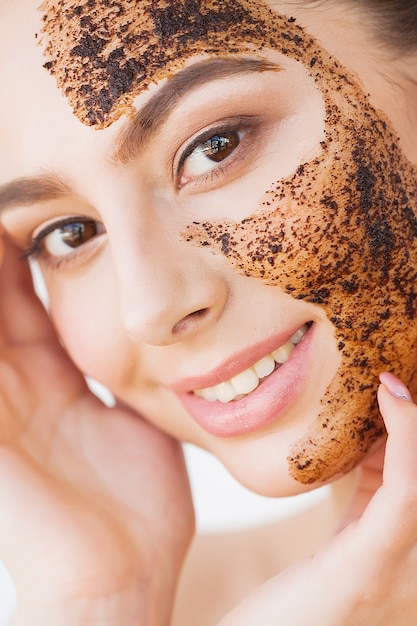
[0,57,280,213]
[0,173,73,214]
[115,57,281,163]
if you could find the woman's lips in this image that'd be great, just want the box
[173,322,314,437]
[193,324,309,402]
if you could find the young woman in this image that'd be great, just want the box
[0,0,417,623]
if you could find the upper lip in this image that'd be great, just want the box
[169,322,311,394]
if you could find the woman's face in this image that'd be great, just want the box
[1,0,417,496]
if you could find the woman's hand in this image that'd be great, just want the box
[219,373,417,626]
[0,237,194,626]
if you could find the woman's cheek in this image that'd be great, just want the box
[185,71,417,484]
[46,260,130,388]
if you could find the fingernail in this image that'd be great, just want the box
[379,372,412,401]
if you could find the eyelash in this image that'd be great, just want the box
[22,216,104,268]
[175,116,258,190]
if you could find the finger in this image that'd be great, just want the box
[353,373,417,552]
[0,236,57,345]
[377,372,417,491]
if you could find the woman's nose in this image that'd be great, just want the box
[114,229,228,346]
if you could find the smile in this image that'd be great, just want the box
[193,324,309,403]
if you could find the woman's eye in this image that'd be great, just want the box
[30,219,104,259]
[179,129,245,186]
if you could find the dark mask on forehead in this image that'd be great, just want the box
[38,0,417,485]
[38,0,296,127]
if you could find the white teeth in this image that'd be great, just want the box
[253,355,275,378]
[271,341,294,364]
[230,368,259,396]
[213,381,236,403]
[290,328,306,345]
[193,324,309,404]
[194,387,218,402]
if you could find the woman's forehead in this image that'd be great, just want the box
[37,0,318,129]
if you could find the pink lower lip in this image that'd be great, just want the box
[177,324,315,437]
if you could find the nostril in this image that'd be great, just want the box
[189,308,208,319]
[172,308,209,335]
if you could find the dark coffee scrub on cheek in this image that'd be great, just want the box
[184,7,417,482]
[38,0,417,484]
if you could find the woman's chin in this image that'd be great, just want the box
[211,449,326,498]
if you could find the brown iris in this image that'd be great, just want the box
[201,131,240,163]
[58,221,99,249]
